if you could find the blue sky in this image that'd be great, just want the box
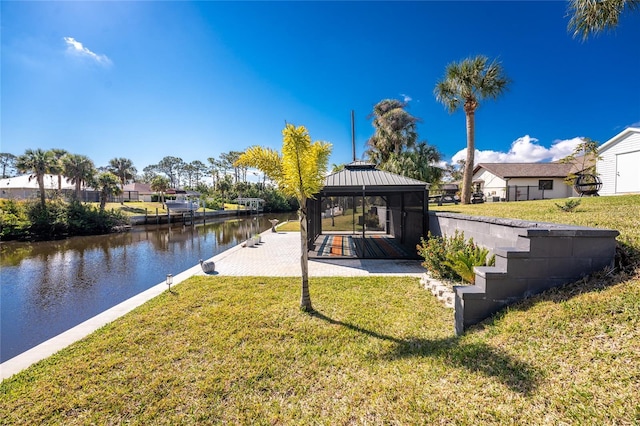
[2,1,639,175]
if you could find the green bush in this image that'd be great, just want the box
[0,199,30,239]
[417,230,494,284]
[0,199,127,240]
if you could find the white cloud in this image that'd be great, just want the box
[451,135,584,165]
[63,37,111,65]
[400,93,412,103]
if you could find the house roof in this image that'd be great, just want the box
[123,182,153,194]
[598,127,640,154]
[473,163,574,179]
[321,161,429,195]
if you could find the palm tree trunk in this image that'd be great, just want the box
[299,205,313,312]
[37,175,46,207]
[462,110,476,204]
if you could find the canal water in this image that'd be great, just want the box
[0,212,295,362]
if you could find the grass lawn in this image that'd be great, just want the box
[99,201,213,216]
[2,195,639,424]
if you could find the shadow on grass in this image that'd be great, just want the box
[310,310,538,395]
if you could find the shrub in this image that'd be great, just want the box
[1,199,128,240]
[417,230,494,284]
[0,199,30,239]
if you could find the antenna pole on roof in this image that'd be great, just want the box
[351,110,356,162]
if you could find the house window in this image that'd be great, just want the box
[538,180,553,190]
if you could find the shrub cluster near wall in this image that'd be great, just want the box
[417,230,495,284]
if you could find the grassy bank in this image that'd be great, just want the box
[2,195,639,424]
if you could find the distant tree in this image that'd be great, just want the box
[207,157,222,189]
[365,99,419,165]
[568,0,640,40]
[220,151,244,183]
[0,153,17,178]
[63,154,96,200]
[151,175,170,206]
[236,124,331,312]
[49,149,69,190]
[443,160,465,183]
[190,160,207,186]
[434,55,510,204]
[216,175,233,198]
[16,149,56,207]
[141,165,158,183]
[156,156,184,188]
[94,172,122,210]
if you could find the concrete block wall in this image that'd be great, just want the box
[428,212,619,334]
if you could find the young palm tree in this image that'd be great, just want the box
[434,55,510,204]
[151,175,170,206]
[568,0,639,40]
[63,154,95,200]
[16,148,56,207]
[95,172,123,210]
[235,124,331,312]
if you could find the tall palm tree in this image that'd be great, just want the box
[236,124,331,312]
[63,154,95,200]
[49,149,68,191]
[16,148,56,207]
[108,157,136,203]
[434,55,510,204]
[568,0,640,40]
[366,99,419,165]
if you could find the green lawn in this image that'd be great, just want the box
[2,195,639,424]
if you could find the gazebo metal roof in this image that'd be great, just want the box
[321,161,429,195]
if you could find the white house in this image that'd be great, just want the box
[0,174,76,200]
[472,163,577,201]
[596,127,640,195]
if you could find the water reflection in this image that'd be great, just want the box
[0,212,295,362]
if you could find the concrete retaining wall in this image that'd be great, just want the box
[428,212,619,334]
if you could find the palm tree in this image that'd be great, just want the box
[95,172,123,210]
[236,124,331,312]
[108,157,136,204]
[63,154,95,200]
[568,0,640,40]
[365,99,419,165]
[434,55,510,204]
[150,175,170,206]
[383,141,443,183]
[16,148,56,207]
[49,149,69,191]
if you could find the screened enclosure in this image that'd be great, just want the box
[306,162,429,259]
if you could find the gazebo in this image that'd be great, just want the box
[306,161,430,259]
